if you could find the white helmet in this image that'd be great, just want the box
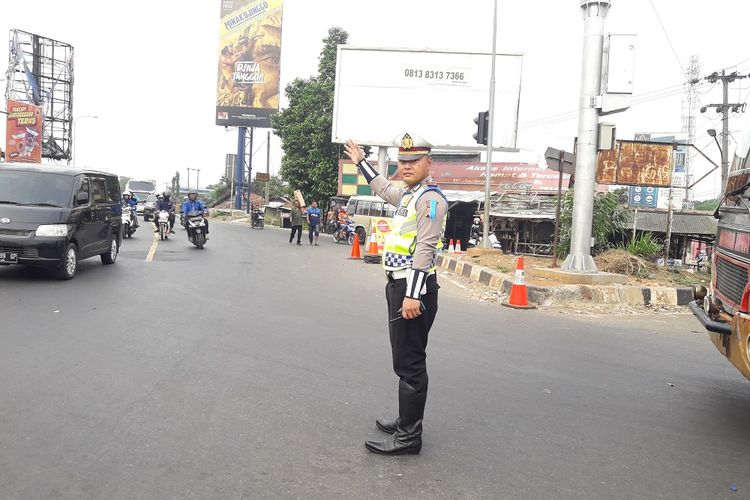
[473,218,480,224]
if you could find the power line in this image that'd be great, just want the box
[647,0,685,73]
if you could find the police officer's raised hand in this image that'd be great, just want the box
[401,297,423,320]
[344,139,364,164]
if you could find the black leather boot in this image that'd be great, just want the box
[375,417,398,434]
[366,381,426,455]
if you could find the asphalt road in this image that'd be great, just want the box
[0,221,748,500]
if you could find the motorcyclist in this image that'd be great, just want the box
[470,217,481,241]
[251,204,263,224]
[122,191,139,228]
[153,190,176,233]
[182,190,209,237]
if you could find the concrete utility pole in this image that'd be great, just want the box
[562,0,611,272]
[698,70,748,191]
[482,0,499,249]
[265,131,271,203]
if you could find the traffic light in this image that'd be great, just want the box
[473,111,489,145]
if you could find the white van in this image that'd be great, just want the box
[347,195,397,244]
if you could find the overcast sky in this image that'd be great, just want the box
[1,0,747,200]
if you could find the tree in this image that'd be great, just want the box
[252,174,292,199]
[272,27,348,204]
[557,190,629,257]
[694,197,720,212]
[118,176,131,194]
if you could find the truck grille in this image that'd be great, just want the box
[716,256,749,307]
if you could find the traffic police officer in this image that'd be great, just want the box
[344,133,448,455]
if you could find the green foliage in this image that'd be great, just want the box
[557,190,629,258]
[693,197,720,212]
[252,174,292,199]
[624,232,662,258]
[272,27,349,203]
[118,176,130,194]
[206,181,229,205]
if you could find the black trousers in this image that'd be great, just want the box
[289,225,302,243]
[385,274,439,395]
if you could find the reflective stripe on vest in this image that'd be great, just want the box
[382,185,446,273]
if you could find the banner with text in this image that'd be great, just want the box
[216,0,283,128]
[5,99,43,163]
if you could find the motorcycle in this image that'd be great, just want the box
[468,233,503,251]
[333,219,356,245]
[186,210,208,249]
[251,210,264,229]
[325,219,339,235]
[121,206,137,239]
[157,210,171,241]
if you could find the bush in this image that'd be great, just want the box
[624,233,662,258]
[557,190,629,258]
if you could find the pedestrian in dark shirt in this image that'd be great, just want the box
[289,200,303,245]
[306,201,321,245]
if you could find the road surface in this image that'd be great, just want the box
[0,221,748,499]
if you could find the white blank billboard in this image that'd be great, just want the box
[332,46,523,150]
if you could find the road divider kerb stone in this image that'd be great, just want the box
[436,254,692,308]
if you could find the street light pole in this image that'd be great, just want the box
[70,115,98,165]
[482,0,498,249]
[562,0,611,272]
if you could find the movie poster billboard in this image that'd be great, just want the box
[216,0,283,128]
[5,99,43,163]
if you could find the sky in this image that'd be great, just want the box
[1,0,748,200]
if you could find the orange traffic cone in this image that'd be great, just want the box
[455,240,462,254]
[367,233,378,256]
[363,232,381,264]
[502,257,536,309]
[349,232,362,259]
[448,239,455,254]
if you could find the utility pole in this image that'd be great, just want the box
[697,70,748,191]
[482,0,499,249]
[235,127,246,210]
[562,0,611,272]
[265,130,271,203]
[665,189,673,258]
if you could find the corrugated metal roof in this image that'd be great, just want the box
[626,209,717,235]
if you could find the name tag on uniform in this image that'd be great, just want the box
[397,195,413,217]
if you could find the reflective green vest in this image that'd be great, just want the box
[383,185,446,272]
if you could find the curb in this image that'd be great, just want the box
[436,254,693,307]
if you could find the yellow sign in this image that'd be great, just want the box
[370,218,393,255]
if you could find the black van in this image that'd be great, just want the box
[0,164,122,279]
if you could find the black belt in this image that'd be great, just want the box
[386,271,406,282]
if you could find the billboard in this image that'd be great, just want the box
[332,47,523,149]
[216,0,283,128]
[337,160,567,196]
[6,30,74,160]
[596,140,674,187]
[5,99,43,163]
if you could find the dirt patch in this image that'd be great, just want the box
[454,249,711,288]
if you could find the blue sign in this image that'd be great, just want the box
[629,186,658,208]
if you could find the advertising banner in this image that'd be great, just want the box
[5,99,43,163]
[369,218,393,255]
[332,47,523,149]
[216,0,283,128]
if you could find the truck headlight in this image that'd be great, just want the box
[36,224,71,237]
